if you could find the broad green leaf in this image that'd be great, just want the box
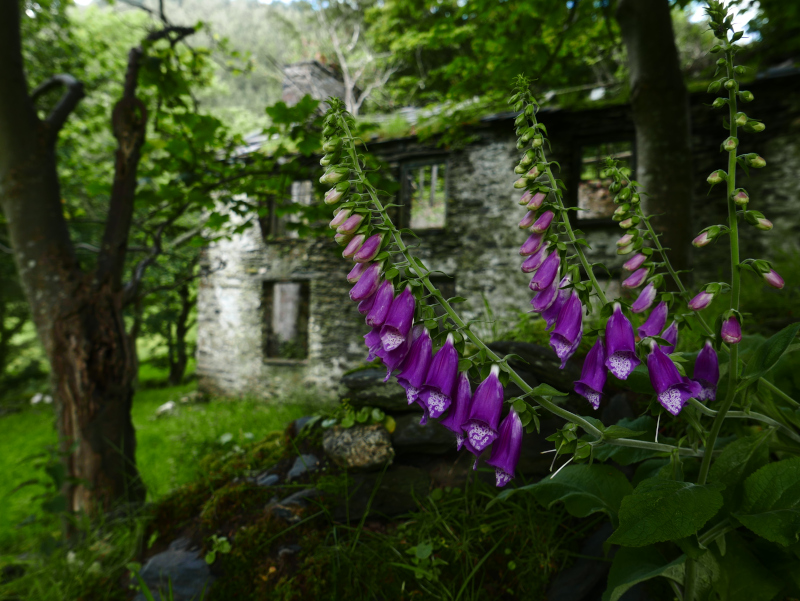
[602,546,685,601]
[711,533,783,601]
[743,322,800,381]
[609,479,724,547]
[529,383,569,397]
[709,431,770,511]
[491,464,632,525]
[735,457,800,546]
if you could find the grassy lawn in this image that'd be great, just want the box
[0,370,314,556]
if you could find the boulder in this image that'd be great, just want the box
[338,369,410,412]
[391,413,456,455]
[134,538,215,601]
[323,424,394,471]
[286,454,320,482]
[331,465,430,521]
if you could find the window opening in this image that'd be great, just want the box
[577,141,633,220]
[262,281,310,359]
[402,162,447,230]
[259,180,315,240]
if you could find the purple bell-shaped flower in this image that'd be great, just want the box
[486,410,523,487]
[647,342,702,415]
[396,327,433,405]
[357,290,378,316]
[622,268,649,289]
[364,327,382,362]
[529,251,560,292]
[531,210,554,233]
[342,234,365,259]
[541,276,572,329]
[354,234,382,263]
[550,292,583,369]
[365,280,396,328]
[605,303,641,380]
[380,287,415,351]
[521,244,549,273]
[377,334,412,382]
[574,338,607,409]
[721,315,742,344]
[440,372,472,450]
[350,264,382,301]
[462,365,504,453]
[631,282,657,313]
[520,233,544,256]
[693,340,719,401]
[419,334,460,419]
[530,270,560,312]
[347,261,369,284]
[637,301,668,339]
[623,253,647,272]
[661,321,678,354]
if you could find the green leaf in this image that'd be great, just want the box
[743,322,800,382]
[709,431,770,511]
[735,457,800,546]
[602,425,646,440]
[602,546,685,601]
[530,383,568,397]
[609,479,724,547]
[491,464,632,525]
[711,533,783,601]
[595,416,666,466]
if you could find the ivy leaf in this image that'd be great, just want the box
[734,457,800,546]
[601,546,685,601]
[609,479,724,547]
[709,431,770,511]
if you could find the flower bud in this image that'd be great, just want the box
[755,217,773,231]
[521,244,548,273]
[347,261,369,283]
[614,204,630,217]
[710,44,723,53]
[623,253,647,271]
[527,165,543,179]
[762,268,785,289]
[724,79,737,91]
[747,155,766,168]
[518,190,533,206]
[520,149,536,166]
[520,232,544,256]
[513,178,528,189]
[325,182,350,205]
[622,268,649,289]
[532,135,544,148]
[527,192,547,210]
[354,234,383,263]
[518,211,536,229]
[707,170,727,185]
[320,167,349,186]
[337,213,364,235]
[732,189,749,206]
[531,210,554,233]
[688,291,714,311]
[631,282,657,313]
[514,164,527,175]
[334,232,353,246]
[342,234,365,259]
[329,208,352,229]
[711,97,728,109]
[722,137,738,152]
[693,231,713,247]
[721,315,742,344]
[617,243,636,256]
[320,151,341,167]
[617,233,635,247]
[707,80,722,94]
[747,121,766,133]
[734,112,748,126]
[322,137,342,153]
[617,187,631,201]
[619,218,635,229]
[738,90,754,103]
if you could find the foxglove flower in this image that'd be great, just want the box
[380,287,415,351]
[530,269,560,312]
[396,327,432,405]
[463,364,504,453]
[605,303,641,380]
[364,327,382,361]
[693,341,719,401]
[518,190,534,206]
[342,234,365,259]
[365,280,395,328]
[721,315,742,343]
[692,231,713,247]
[622,268,649,289]
[550,292,583,369]
[661,321,678,354]
[637,301,668,339]
[541,276,571,329]
[623,253,647,272]
[688,291,714,311]
[354,234,382,263]
[520,233,544,256]
[337,213,364,235]
[347,261,369,284]
[531,211,554,233]
[574,338,607,409]
[631,282,657,313]
[526,191,546,210]
[647,343,702,416]
[521,244,548,273]
[377,333,411,382]
[486,410,523,488]
[763,268,784,289]
[357,290,377,315]
[529,251,560,292]
[419,334,459,419]
[441,372,472,450]
[329,209,351,229]
[519,211,536,229]
[350,264,382,301]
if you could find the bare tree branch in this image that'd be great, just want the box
[30,74,85,141]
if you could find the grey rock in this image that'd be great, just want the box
[286,454,319,482]
[277,544,302,558]
[331,465,430,521]
[338,369,411,412]
[280,488,320,507]
[323,424,394,471]
[391,413,455,455]
[255,473,280,487]
[134,538,214,601]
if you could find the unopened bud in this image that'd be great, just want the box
[747,121,766,133]
[334,232,353,246]
[747,154,766,168]
[532,135,544,148]
[320,151,341,166]
[514,164,527,175]
[320,167,349,185]
[527,192,547,210]
[614,204,630,217]
[618,187,631,201]
[531,211,554,233]
[527,165,543,179]
[617,243,636,256]
[707,80,722,94]
[329,208,352,229]
[622,267,649,289]
[710,44,723,53]
[623,253,647,271]
[322,138,342,153]
[337,213,364,235]
[732,189,749,206]
[324,182,351,205]
[688,291,714,311]
[721,315,742,344]
[693,226,721,247]
[520,128,535,143]
[734,112,747,126]
[520,150,535,166]
[519,211,536,229]
[762,268,785,289]
[724,79,737,91]
[518,190,534,206]
[342,234,365,259]
[617,233,635,247]
[707,170,727,185]
[755,217,773,231]
[619,218,635,229]
[711,97,728,109]
[738,90,754,103]
[513,178,528,189]
[722,137,738,152]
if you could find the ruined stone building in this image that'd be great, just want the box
[196,62,800,398]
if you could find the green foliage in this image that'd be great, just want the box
[708,431,770,510]
[603,546,685,601]
[735,458,800,546]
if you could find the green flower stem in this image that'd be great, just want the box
[759,378,800,409]
[697,518,733,548]
[686,398,800,443]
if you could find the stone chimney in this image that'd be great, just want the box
[281,61,346,107]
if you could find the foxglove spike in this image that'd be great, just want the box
[463,365,504,453]
[693,340,719,401]
[605,303,641,380]
[521,244,548,273]
[721,316,742,344]
[622,268,649,289]
[354,234,382,263]
[541,276,572,329]
[347,261,369,284]
[531,210,554,233]
[550,292,583,369]
[661,321,678,354]
[342,234,365,259]
[329,209,351,229]
[574,338,607,409]
[631,282,657,313]
[419,334,459,419]
[350,264,382,301]
[688,291,714,311]
[396,327,433,405]
[380,287,415,351]
[623,253,647,272]
[441,372,472,451]
[526,191,547,210]
[357,290,377,316]
[366,280,395,328]
[530,269,560,312]
[763,268,784,289]
[529,251,560,292]
[637,301,668,339]
[647,343,702,416]
[337,213,364,235]
[520,233,544,256]
[519,211,536,229]
[486,410,523,487]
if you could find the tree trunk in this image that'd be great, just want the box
[168,284,192,386]
[616,0,694,274]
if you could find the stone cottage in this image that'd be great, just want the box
[196,64,800,398]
